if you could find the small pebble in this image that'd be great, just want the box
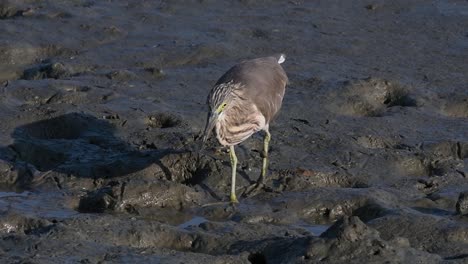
[365,4,377,10]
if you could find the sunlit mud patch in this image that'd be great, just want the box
[329,78,417,117]
[78,178,214,213]
[440,95,468,118]
[0,43,68,81]
[423,141,468,160]
[369,213,468,258]
[274,168,369,191]
[267,188,393,225]
[395,155,431,178]
[394,151,463,181]
[355,135,398,149]
[0,212,54,236]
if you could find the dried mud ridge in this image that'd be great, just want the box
[1,0,468,263]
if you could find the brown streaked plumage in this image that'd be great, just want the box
[202,54,288,203]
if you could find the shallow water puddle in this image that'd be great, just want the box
[177,216,208,229]
[0,191,78,219]
[299,224,330,236]
[436,1,468,16]
[0,191,30,198]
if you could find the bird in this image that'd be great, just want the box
[202,54,288,203]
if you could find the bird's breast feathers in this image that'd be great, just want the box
[215,105,266,146]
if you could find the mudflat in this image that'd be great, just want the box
[0,1,467,263]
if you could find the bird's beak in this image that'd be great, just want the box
[201,112,218,148]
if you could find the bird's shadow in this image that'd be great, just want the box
[0,112,192,190]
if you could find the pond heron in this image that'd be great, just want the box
[202,54,288,203]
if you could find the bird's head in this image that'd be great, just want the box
[202,100,228,146]
[201,80,239,149]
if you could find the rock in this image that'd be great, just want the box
[21,62,70,80]
[144,67,166,79]
[0,160,32,188]
[320,216,379,241]
[0,1,26,19]
[106,69,137,81]
[305,216,441,263]
[456,191,468,215]
[78,187,117,213]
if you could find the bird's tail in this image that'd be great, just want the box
[277,53,286,64]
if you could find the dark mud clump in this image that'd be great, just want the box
[456,191,468,215]
[21,61,70,80]
[0,0,467,263]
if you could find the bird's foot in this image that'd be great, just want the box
[230,194,239,204]
[31,170,53,185]
[201,201,237,208]
[242,182,266,197]
[200,194,239,207]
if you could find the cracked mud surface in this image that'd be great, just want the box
[0,0,467,263]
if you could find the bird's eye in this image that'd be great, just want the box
[215,102,227,113]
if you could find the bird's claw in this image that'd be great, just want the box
[230,193,239,204]
[242,182,266,197]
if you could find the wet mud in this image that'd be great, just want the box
[0,0,467,263]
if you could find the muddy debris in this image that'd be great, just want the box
[456,191,468,216]
[0,1,29,19]
[144,67,166,79]
[21,61,70,80]
[106,69,138,81]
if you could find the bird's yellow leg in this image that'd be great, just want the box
[241,130,271,198]
[260,130,271,183]
[229,145,239,203]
